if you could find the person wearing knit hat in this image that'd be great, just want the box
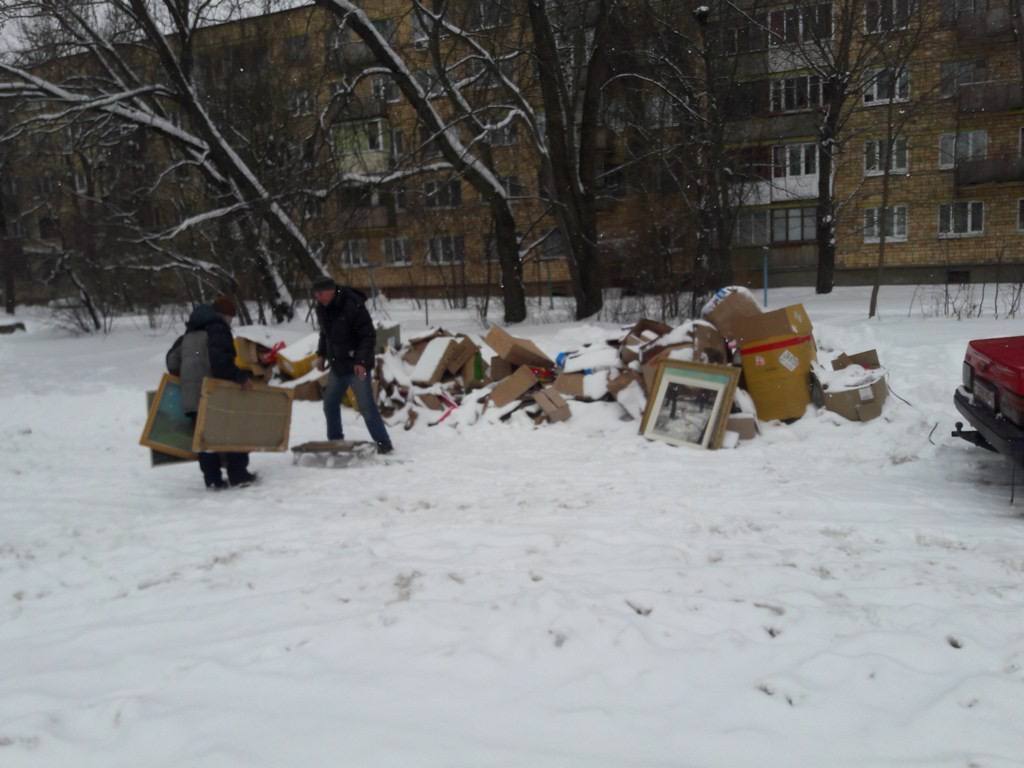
[165,297,257,489]
[212,295,237,319]
[313,278,394,454]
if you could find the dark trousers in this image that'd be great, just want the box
[322,370,392,446]
[198,451,249,485]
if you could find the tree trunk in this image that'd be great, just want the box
[492,200,527,323]
[815,115,839,294]
[2,239,16,315]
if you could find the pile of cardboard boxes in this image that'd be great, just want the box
[229,286,888,442]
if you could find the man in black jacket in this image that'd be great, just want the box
[312,277,393,454]
[168,296,257,488]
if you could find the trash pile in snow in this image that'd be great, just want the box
[233,287,890,449]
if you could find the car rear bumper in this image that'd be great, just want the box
[954,387,1024,465]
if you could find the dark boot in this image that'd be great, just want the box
[225,453,256,486]
[199,452,225,489]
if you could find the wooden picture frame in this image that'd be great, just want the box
[639,361,741,450]
[192,378,294,453]
[139,374,200,461]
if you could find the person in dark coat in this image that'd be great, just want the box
[168,295,257,489]
[312,277,393,454]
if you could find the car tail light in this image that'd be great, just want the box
[1000,388,1024,426]
[962,362,974,391]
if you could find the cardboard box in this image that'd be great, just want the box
[277,331,321,379]
[832,349,881,371]
[233,337,273,380]
[817,349,888,422]
[484,326,555,369]
[553,372,585,398]
[726,413,758,440]
[733,303,812,347]
[411,337,457,385]
[403,329,450,366]
[704,289,762,341]
[607,370,642,399]
[416,393,446,411]
[820,379,887,422]
[489,356,516,382]
[740,335,816,422]
[192,378,294,452]
[489,365,538,408]
[534,387,571,422]
[445,337,478,375]
[619,318,673,364]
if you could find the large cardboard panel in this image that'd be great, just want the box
[139,374,199,460]
[740,335,816,422]
[553,372,585,398]
[403,329,450,366]
[445,337,478,375]
[734,304,813,347]
[193,378,294,452]
[489,356,516,382]
[484,326,555,369]
[619,319,673,364]
[705,291,762,340]
[608,370,642,399]
[489,365,538,408]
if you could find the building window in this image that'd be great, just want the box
[863,67,910,104]
[7,217,24,238]
[771,207,817,243]
[939,60,987,98]
[769,4,832,46]
[372,75,400,103]
[939,130,987,168]
[303,197,324,220]
[734,208,770,246]
[865,0,914,33]
[73,171,88,193]
[1018,199,1024,232]
[424,179,461,208]
[287,90,313,116]
[383,237,411,266]
[339,239,369,267]
[540,229,567,260]
[938,201,984,237]
[418,126,444,158]
[773,143,817,178]
[863,206,908,242]
[770,76,822,113]
[427,234,465,264]
[864,137,908,175]
[334,120,387,155]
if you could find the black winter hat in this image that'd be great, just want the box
[311,276,337,294]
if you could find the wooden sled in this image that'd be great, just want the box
[291,439,377,467]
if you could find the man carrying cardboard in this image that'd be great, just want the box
[166,295,257,489]
[312,277,394,454]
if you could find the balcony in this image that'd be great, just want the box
[959,81,1024,113]
[956,8,1014,41]
[955,155,1024,187]
[347,206,396,229]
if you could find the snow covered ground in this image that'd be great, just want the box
[2,286,1024,768]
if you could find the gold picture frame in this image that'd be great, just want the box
[639,361,741,450]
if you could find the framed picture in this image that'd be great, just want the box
[639,361,740,449]
[139,374,199,461]
[146,390,196,466]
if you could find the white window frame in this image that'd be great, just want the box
[864,137,909,175]
[288,90,313,117]
[383,237,412,266]
[372,75,400,104]
[339,239,369,267]
[939,130,987,169]
[863,67,910,105]
[938,201,984,238]
[772,143,818,178]
[863,205,908,242]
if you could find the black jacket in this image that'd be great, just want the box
[315,287,375,374]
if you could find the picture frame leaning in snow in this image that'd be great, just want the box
[640,361,740,450]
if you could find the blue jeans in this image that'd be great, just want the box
[322,370,392,446]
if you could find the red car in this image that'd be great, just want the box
[954,336,1024,465]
